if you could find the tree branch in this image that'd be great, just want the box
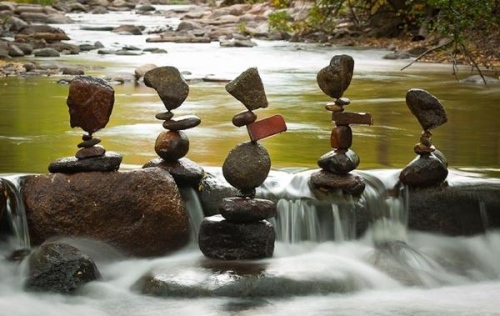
[400,39,453,71]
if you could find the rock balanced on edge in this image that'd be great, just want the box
[48,75,122,173]
[310,54,372,196]
[399,89,448,187]
[198,67,287,260]
[142,66,204,187]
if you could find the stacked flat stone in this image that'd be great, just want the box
[142,66,204,187]
[199,68,277,260]
[48,76,122,173]
[399,89,448,187]
[310,55,371,196]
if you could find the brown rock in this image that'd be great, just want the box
[309,170,366,196]
[405,89,448,130]
[232,110,257,127]
[330,126,352,149]
[155,130,189,162]
[198,215,275,260]
[316,54,354,99]
[333,112,373,126]
[22,168,189,257]
[48,152,122,173]
[222,141,271,191]
[75,145,106,159]
[246,114,287,142]
[67,76,115,135]
[144,66,189,111]
[162,115,201,131]
[155,111,174,121]
[318,149,359,175]
[413,143,435,155]
[225,67,268,111]
[77,137,101,148]
[219,197,276,223]
[325,103,344,112]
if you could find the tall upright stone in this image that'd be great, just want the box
[199,67,286,260]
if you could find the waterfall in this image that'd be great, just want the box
[179,186,205,243]
[1,175,31,250]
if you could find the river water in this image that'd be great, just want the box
[1,5,500,315]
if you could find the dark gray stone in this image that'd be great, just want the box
[316,54,354,99]
[162,115,201,131]
[310,169,365,196]
[48,151,122,173]
[220,197,276,222]
[405,89,447,130]
[232,110,257,127]
[318,149,359,175]
[399,153,448,188]
[225,67,268,111]
[33,48,60,57]
[143,157,204,187]
[144,66,189,111]
[198,215,275,260]
[24,242,100,293]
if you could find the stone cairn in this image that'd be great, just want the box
[142,66,204,187]
[310,54,372,196]
[198,67,287,260]
[48,76,122,173]
[399,89,448,188]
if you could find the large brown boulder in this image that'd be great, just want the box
[22,168,189,257]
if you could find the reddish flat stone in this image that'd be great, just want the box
[333,112,373,126]
[246,114,287,142]
[330,126,352,149]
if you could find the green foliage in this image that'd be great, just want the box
[268,10,293,32]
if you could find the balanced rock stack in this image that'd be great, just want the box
[48,76,122,173]
[198,68,286,260]
[399,89,448,187]
[142,66,204,187]
[310,55,372,196]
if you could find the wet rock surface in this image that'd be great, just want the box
[22,168,189,257]
[399,154,449,188]
[143,157,204,187]
[24,242,100,294]
[154,130,190,162]
[48,151,122,173]
[198,215,275,260]
[317,149,360,175]
[219,197,276,223]
[309,170,366,196]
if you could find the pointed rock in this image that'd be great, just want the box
[225,67,268,111]
[144,66,189,111]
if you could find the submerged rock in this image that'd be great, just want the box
[22,168,189,257]
[24,242,100,294]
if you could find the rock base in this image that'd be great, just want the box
[48,152,122,173]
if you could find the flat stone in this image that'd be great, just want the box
[219,197,276,223]
[316,54,354,99]
[222,141,271,191]
[144,66,189,111]
[48,152,122,173]
[318,149,359,175]
[309,169,366,196]
[67,76,115,135]
[143,157,204,187]
[335,97,351,106]
[399,154,448,188]
[225,67,268,111]
[162,115,201,131]
[155,111,174,121]
[325,103,344,112]
[333,112,373,126]
[232,110,257,127]
[198,215,275,260]
[246,114,287,142]
[405,89,448,130]
[77,137,101,148]
[155,130,189,162]
[413,143,435,155]
[75,145,106,159]
[330,126,352,149]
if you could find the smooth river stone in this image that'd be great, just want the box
[155,130,189,162]
[219,197,276,223]
[155,111,174,121]
[316,54,354,99]
[232,110,257,127]
[333,112,373,126]
[222,141,271,191]
[143,157,204,187]
[48,152,122,173]
[225,67,268,111]
[67,76,114,135]
[318,149,360,175]
[309,169,365,196]
[405,89,448,130]
[162,115,201,131]
[330,126,352,149]
[399,153,448,188]
[335,97,351,106]
[144,66,189,111]
[77,137,101,148]
[75,145,106,159]
[198,215,275,260]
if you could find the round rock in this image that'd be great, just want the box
[232,110,257,127]
[219,197,276,223]
[222,141,271,191]
[316,54,354,99]
[198,215,275,260]
[155,130,189,162]
[399,154,448,188]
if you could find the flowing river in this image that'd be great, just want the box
[0,5,500,316]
